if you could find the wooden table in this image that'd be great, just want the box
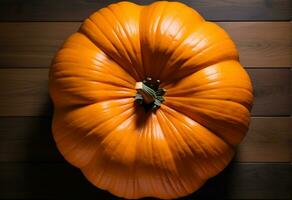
[0,0,291,199]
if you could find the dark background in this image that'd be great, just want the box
[0,0,291,199]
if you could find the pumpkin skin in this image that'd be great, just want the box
[49,1,253,199]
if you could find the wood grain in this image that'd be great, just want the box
[0,0,291,21]
[0,117,61,162]
[0,23,79,68]
[247,69,291,116]
[0,69,51,116]
[218,22,292,68]
[0,117,290,162]
[0,68,290,117]
[0,22,291,68]
[234,117,292,162]
[0,162,290,199]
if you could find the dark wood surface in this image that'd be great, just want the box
[0,22,291,68]
[0,162,290,199]
[0,0,291,21]
[247,69,291,116]
[235,117,292,162]
[0,117,291,163]
[0,1,291,199]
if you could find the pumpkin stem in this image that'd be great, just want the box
[134,77,166,111]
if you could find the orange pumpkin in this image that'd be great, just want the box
[49,1,253,199]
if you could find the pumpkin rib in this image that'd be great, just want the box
[168,90,252,110]
[51,84,134,108]
[160,56,239,88]
[50,45,137,106]
[164,99,248,145]
[159,22,238,84]
[158,21,206,81]
[80,18,140,80]
[162,101,243,147]
[147,113,177,173]
[156,108,234,187]
[140,2,172,79]
[152,112,177,173]
[100,111,138,166]
[163,60,252,95]
[95,8,142,80]
[159,104,234,160]
[154,16,197,79]
[157,106,235,183]
[52,124,98,168]
[158,109,208,159]
[147,115,181,198]
[61,32,99,51]
[53,48,135,85]
[81,132,177,199]
[85,3,144,81]
[166,85,252,96]
[52,66,134,88]
[53,98,133,142]
[54,51,135,85]
[159,162,181,198]
[162,57,238,89]
[183,39,237,67]
[52,101,134,169]
[87,15,130,62]
[156,109,194,159]
[165,86,253,111]
[57,132,99,168]
[139,2,204,81]
[166,96,251,120]
[52,67,135,90]
[161,61,252,92]
[107,3,145,80]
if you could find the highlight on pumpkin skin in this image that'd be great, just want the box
[49,1,253,199]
